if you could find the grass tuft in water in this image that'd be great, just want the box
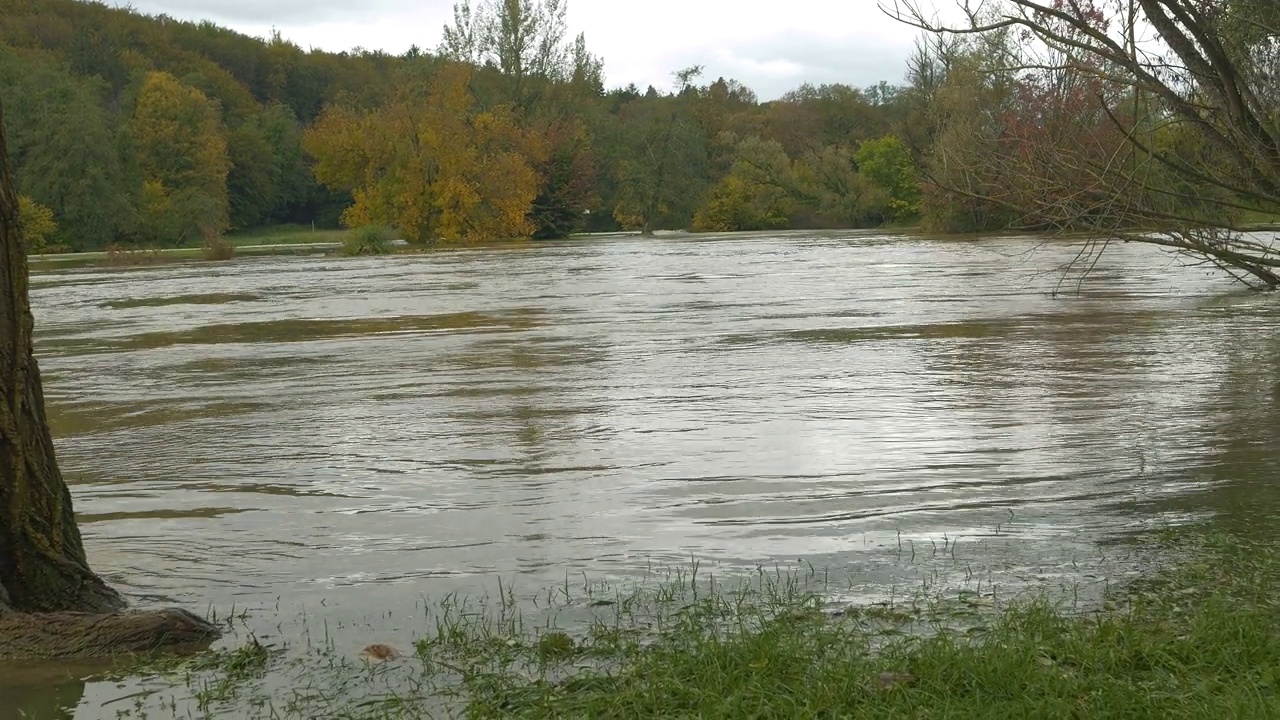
[183,634,277,712]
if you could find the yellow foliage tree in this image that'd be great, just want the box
[17,195,56,252]
[304,65,541,244]
[129,71,231,244]
[611,204,646,231]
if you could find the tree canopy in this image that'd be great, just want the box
[1,0,1274,288]
[0,0,924,250]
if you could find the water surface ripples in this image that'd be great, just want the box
[28,230,1280,613]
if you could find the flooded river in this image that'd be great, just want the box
[8,230,1280,717]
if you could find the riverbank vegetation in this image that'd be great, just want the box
[889,0,1280,287]
[0,0,922,254]
[3,0,1267,258]
[100,528,1277,718]
[24,223,386,269]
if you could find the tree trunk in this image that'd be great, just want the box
[0,100,126,614]
[0,98,221,659]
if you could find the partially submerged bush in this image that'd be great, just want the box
[342,225,395,256]
[200,223,235,261]
[103,244,164,266]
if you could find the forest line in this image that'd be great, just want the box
[1,0,1275,275]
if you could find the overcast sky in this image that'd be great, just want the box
[114,0,929,100]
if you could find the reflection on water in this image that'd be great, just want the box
[14,230,1280,716]
[0,662,115,720]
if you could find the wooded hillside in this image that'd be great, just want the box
[0,0,928,250]
[2,0,1273,258]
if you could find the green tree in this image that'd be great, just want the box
[67,27,129,100]
[613,66,710,234]
[16,195,54,252]
[440,0,584,113]
[225,118,276,229]
[527,117,599,238]
[258,103,320,224]
[0,46,134,250]
[855,135,921,222]
[792,145,858,227]
[693,135,794,231]
[220,102,317,230]
[129,71,232,244]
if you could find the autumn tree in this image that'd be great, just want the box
[0,0,951,248]
[898,32,1022,232]
[764,83,886,159]
[886,0,1280,287]
[304,64,540,244]
[0,3,347,247]
[441,0,603,238]
[1,96,218,657]
[129,71,231,245]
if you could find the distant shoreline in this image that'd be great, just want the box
[26,221,1280,272]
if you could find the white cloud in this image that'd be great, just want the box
[114,0,924,100]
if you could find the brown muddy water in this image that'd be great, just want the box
[6,229,1280,717]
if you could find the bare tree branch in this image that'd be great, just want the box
[883,0,1280,288]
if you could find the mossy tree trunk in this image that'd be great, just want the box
[0,98,124,615]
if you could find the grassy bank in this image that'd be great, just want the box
[26,225,348,271]
[226,224,350,246]
[1239,210,1280,230]
[105,528,1279,719]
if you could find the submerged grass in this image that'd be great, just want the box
[106,530,1279,719]
[225,224,350,246]
[1238,210,1280,229]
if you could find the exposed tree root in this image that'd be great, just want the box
[0,607,220,661]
